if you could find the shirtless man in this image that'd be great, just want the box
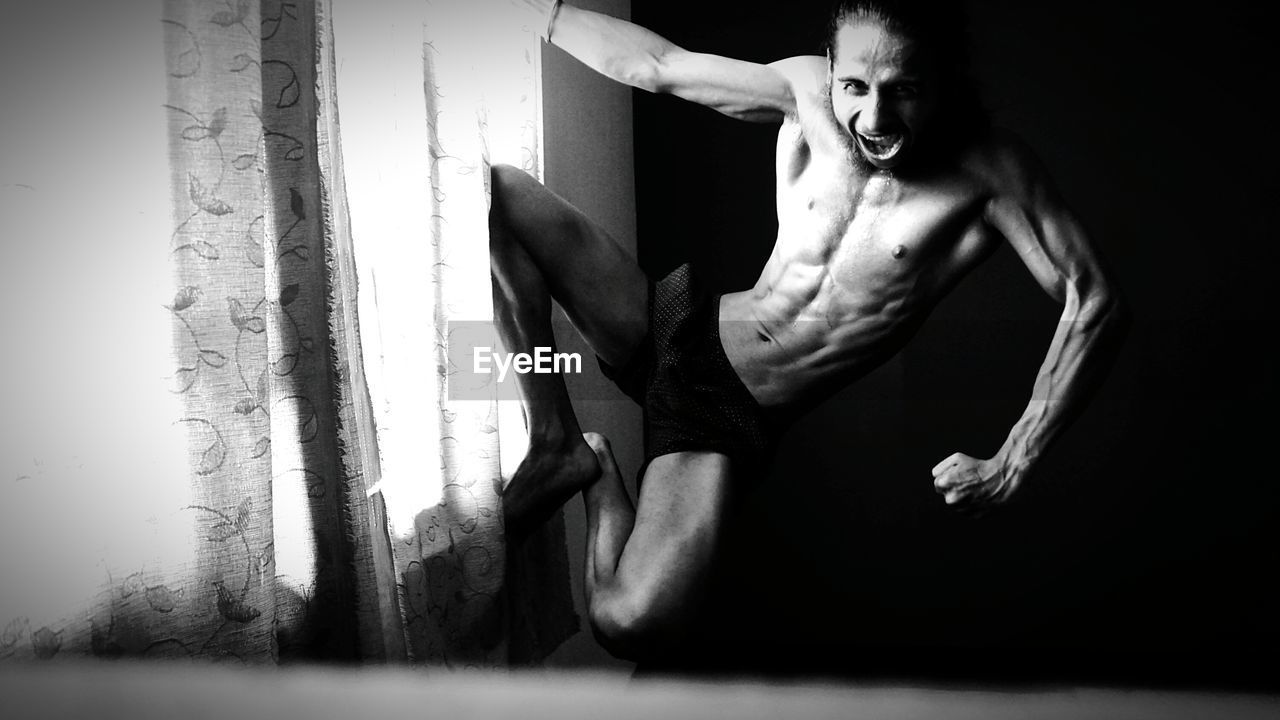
[491,0,1126,660]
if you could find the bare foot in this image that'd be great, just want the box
[582,432,631,514]
[503,432,600,539]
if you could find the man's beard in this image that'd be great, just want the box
[847,136,873,172]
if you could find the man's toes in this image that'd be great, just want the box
[499,481,528,517]
[583,431,610,452]
[582,432,620,478]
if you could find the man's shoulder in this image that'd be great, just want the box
[958,127,1051,198]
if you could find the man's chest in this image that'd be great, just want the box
[774,160,988,282]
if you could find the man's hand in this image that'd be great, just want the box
[931,452,1017,515]
[508,0,557,36]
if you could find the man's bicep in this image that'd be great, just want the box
[985,179,1108,308]
[656,52,821,122]
[982,138,1113,307]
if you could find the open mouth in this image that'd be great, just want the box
[855,132,905,163]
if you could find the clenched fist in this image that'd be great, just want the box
[931,452,1018,515]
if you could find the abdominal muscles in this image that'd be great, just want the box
[724,247,937,410]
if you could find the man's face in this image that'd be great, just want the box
[829,19,939,170]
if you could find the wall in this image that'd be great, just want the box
[632,0,1277,688]
[539,0,640,672]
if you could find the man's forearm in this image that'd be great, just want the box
[997,287,1128,485]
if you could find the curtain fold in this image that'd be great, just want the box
[0,0,574,667]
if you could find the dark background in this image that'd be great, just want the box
[631,0,1277,689]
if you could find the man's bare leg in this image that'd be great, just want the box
[582,433,733,660]
[488,165,648,536]
[490,212,597,537]
[581,433,636,615]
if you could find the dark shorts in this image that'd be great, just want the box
[598,264,778,480]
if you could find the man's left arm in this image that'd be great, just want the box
[933,136,1129,513]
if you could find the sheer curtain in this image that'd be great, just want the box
[0,0,574,666]
[329,0,577,664]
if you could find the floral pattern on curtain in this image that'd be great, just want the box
[0,0,574,667]
[164,0,364,661]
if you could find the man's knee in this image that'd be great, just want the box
[587,585,686,661]
[490,163,538,204]
[490,163,554,231]
[489,165,529,247]
[491,161,519,183]
[490,163,517,217]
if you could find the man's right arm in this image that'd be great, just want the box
[517,0,819,122]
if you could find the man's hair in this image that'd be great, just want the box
[824,0,989,150]
[823,0,970,72]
